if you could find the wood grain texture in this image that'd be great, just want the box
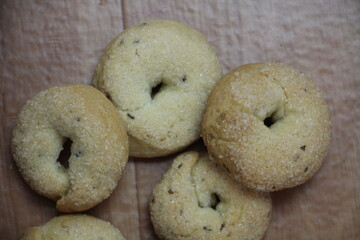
[1,0,359,240]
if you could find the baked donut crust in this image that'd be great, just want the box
[202,63,331,191]
[20,214,126,240]
[94,20,222,158]
[150,152,271,240]
[12,84,128,212]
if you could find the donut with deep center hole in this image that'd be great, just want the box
[201,62,331,192]
[20,214,126,240]
[93,20,222,158]
[150,152,271,240]
[12,84,129,212]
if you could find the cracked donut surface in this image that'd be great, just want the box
[20,214,126,240]
[202,63,331,191]
[12,84,129,212]
[93,20,222,158]
[150,152,271,240]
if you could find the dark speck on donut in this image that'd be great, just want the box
[119,39,124,46]
[168,189,174,194]
[203,226,212,231]
[180,209,183,215]
[300,145,306,151]
[220,223,225,231]
[223,164,231,174]
[304,166,309,172]
[76,118,81,122]
[272,185,276,190]
[142,22,148,26]
[177,163,183,169]
[304,88,308,92]
[133,39,140,44]
[181,75,187,82]
[127,113,135,119]
[151,197,155,204]
[75,151,82,157]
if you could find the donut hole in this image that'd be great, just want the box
[199,192,221,210]
[263,110,284,128]
[209,192,221,210]
[263,115,276,128]
[57,138,72,169]
[150,81,164,100]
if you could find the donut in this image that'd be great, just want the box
[20,214,126,240]
[202,62,331,191]
[12,84,129,212]
[93,20,222,158]
[150,152,271,240]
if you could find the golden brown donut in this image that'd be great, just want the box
[20,214,126,240]
[150,152,271,240]
[94,20,222,158]
[202,63,331,191]
[12,84,128,212]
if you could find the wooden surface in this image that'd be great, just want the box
[1,0,359,239]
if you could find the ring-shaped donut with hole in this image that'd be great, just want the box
[150,152,271,240]
[93,20,222,158]
[202,63,331,192]
[12,84,129,212]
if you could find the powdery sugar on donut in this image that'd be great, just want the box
[94,20,222,158]
[150,152,271,240]
[20,214,126,240]
[12,84,129,212]
[202,63,331,192]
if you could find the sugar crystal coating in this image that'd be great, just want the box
[94,20,222,158]
[202,63,331,191]
[20,214,126,240]
[12,84,129,212]
[150,152,271,240]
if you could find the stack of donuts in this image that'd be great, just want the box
[12,20,331,240]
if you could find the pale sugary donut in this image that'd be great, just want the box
[20,214,126,240]
[94,20,222,158]
[12,84,128,212]
[150,152,271,240]
[202,63,331,192]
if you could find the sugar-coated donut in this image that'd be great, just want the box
[150,152,271,240]
[202,63,331,192]
[20,214,126,240]
[94,20,222,158]
[12,84,128,212]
